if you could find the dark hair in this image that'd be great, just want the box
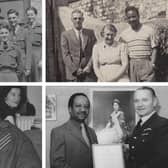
[0,23,10,30]
[68,93,90,109]
[26,6,38,15]
[7,9,19,16]
[0,86,26,108]
[125,6,139,17]
[101,23,117,37]
[112,98,121,106]
[135,86,156,98]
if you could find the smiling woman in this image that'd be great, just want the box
[0,86,25,125]
[92,23,129,82]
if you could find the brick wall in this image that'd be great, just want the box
[70,0,168,22]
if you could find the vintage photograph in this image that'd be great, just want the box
[0,86,42,167]
[0,0,42,82]
[46,85,168,168]
[90,88,135,144]
[46,94,57,120]
[46,0,168,82]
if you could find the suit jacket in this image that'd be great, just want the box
[127,113,168,168]
[50,119,98,168]
[61,28,97,81]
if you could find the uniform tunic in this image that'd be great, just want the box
[127,113,168,168]
[25,22,42,82]
[10,24,32,81]
[0,120,41,168]
[0,41,23,82]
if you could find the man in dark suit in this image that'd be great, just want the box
[50,93,98,168]
[127,86,168,168]
[61,9,97,82]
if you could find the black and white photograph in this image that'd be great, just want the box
[46,0,168,82]
[0,86,42,167]
[46,85,168,168]
[46,94,57,120]
[0,0,42,82]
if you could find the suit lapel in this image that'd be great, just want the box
[82,29,88,50]
[85,126,95,144]
[70,29,79,44]
[133,113,158,135]
[67,120,89,148]
[70,29,88,51]
[141,113,158,130]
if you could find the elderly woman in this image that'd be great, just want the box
[93,24,129,82]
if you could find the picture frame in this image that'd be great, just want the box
[89,87,136,133]
[46,94,57,120]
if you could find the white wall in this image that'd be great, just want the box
[27,86,42,119]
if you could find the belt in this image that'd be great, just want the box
[0,67,16,72]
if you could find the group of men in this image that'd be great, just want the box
[0,8,40,82]
[61,6,162,82]
[50,87,168,168]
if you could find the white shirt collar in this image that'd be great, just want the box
[73,28,83,38]
[141,111,156,125]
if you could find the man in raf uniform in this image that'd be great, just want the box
[0,24,23,82]
[7,9,32,81]
[127,86,168,168]
[0,119,41,168]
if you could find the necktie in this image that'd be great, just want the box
[135,119,142,132]
[80,123,90,146]
[12,26,16,36]
[78,31,84,62]
[3,42,8,50]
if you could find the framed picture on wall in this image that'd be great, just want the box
[89,88,136,144]
[46,94,57,120]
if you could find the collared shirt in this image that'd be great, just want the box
[0,41,22,69]
[25,21,42,47]
[140,111,156,125]
[73,28,84,48]
[70,118,82,131]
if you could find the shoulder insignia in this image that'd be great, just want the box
[0,133,12,151]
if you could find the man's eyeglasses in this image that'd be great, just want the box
[73,17,83,20]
